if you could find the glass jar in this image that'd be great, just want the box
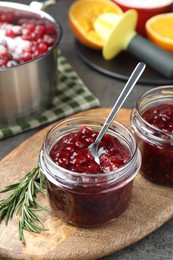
[131,86,173,186]
[39,116,141,227]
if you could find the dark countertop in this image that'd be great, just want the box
[0,1,173,259]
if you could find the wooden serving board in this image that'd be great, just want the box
[0,108,173,260]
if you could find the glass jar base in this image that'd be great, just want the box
[141,172,173,187]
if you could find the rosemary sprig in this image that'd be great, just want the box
[0,165,48,244]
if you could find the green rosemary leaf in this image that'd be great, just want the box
[34,182,45,194]
[16,203,22,216]
[23,218,40,233]
[27,180,34,202]
[29,207,47,212]
[23,205,32,221]
[15,187,28,211]
[34,200,48,211]
[27,209,44,226]
[0,194,16,207]
[0,165,47,244]
[38,169,46,187]
[4,206,12,225]
[18,220,25,243]
[0,183,20,193]
[9,196,18,219]
[25,219,48,232]
[0,207,8,220]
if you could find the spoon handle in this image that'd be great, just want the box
[94,62,146,146]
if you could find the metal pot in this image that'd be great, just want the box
[0,1,62,127]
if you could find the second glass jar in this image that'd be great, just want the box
[131,86,173,186]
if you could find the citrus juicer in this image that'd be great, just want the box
[94,10,173,79]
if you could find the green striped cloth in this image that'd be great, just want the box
[0,50,100,139]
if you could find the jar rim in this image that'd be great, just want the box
[136,85,173,105]
[131,86,173,145]
[41,115,140,183]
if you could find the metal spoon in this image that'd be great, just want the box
[90,62,146,164]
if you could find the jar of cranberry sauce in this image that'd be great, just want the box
[131,86,173,186]
[39,116,141,227]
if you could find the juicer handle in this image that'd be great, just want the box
[127,34,173,79]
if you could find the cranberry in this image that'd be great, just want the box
[12,25,22,36]
[32,50,40,59]
[0,13,13,23]
[38,42,48,54]
[0,13,57,68]
[43,34,55,46]
[0,59,8,67]
[5,28,15,38]
[22,52,32,62]
[50,126,130,174]
[0,46,9,59]
[22,23,35,32]
[35,24,46,36]
[139,104,173,185]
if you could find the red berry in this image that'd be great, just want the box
[43,34,55,46]
[35,24,46,36]
[38,42,48,54]
[0,17,57,68]
[50,126,130,174]
[22,52,32,62]
[5,29,15,38]
[22,23,35,32]
[0,13,13,23]
[0,58,8,67]
[0,46,9,59]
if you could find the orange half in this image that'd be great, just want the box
[146,13,173,53]
[68,0,123,49]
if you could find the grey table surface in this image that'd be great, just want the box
[0,1,173,259]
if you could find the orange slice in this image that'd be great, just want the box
[146,13,173,53]
[68,0,123,49]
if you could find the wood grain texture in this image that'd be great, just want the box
[0,108,173,260]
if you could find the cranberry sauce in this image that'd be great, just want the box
[142,104,173,133]
[49,126,130,174]
[0,8,57,68]
[140,104,173,185]
[47,178,133,226]
[46,126,134,226]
